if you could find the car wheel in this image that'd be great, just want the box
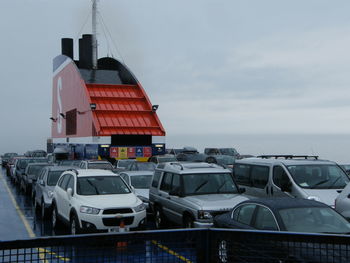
[41,199,47,219]
[70,214,81,235]
[183,215,194,228]
[154,206,166,229]
[52,204,60,229]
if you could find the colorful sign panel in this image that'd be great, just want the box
[135,147,144,157]
[109,146,153,158]
[118,147,128,159]
[110,147,118,158]
[143,147,152,157]
[127,147,136,158]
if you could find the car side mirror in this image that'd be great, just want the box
[239,187,246,194]
[39,180,45,186]
[130,186,135,193]
[67,188,73,198]
[281,181,292,193]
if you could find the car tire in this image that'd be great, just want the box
[41,199,47,219]
[70,214,81,235]
[154,206,166,229]
[183,215,194,228]
[52,204,61,229]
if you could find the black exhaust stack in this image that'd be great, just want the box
[61,38,74,60]
[79,34,93,69]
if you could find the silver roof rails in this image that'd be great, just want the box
[257,155,319,160]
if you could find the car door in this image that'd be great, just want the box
[230,204,258,229]
[62,175,75,219]
[270,166,293,198]
[253,205,279,231]
[55,174,71,220]
[158,172,173,221]
[36,169,46,204]
[165,173,183,224]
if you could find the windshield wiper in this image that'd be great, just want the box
[310,179,330,189]
[194,180,208,192]
[328,176,343,188]
[87,179,100,195]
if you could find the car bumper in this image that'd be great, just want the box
[78,210,147,231]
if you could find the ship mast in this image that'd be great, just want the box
[92,0,98,69]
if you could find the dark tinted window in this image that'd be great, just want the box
[251,166,269,188]
[172,174,180,191]
[152,170,162,188]
[235,164,251,185]
[59,174,70,189]
[130,175,153,189]
[237,204,256,225]
[273,166,290,188]
[160,173,172,192]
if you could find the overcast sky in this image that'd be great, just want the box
[1,0,350,161]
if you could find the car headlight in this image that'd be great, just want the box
[48,191,54,198]
[134,203,146,212]
[80,206,100,214]
[307,196,321,202]
[198,210,213,219]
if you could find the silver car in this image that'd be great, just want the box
[335,182,350,219]
[149,162,248,229]
[34,166,72,218]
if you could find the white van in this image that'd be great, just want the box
[234,155,349,207]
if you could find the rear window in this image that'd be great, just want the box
[235,164,251,185]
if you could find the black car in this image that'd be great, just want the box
[214,198,350,262]
[1,152,18,167]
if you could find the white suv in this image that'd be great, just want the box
[51,169,146,234]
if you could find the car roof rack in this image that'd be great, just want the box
[257,155,319,160]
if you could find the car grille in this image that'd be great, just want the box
[103,208,133,214]
[103,217,134,226]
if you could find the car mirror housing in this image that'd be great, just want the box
[67,188,73,198]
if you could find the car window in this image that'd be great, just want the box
[172,174,180,191]
[130,175,153,189]
[120,174,129,184]
[237,204,256,225]
[39,169,46,180]
[47,171,65,186]
[251,166,269,188]
[254,206,279,231]
[152,170,162,188]
[66,175,74,191]
[59,174,71,190]
[273,166,290,188]
[160,172,172,192]
[235,164,251,186]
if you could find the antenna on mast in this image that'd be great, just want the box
[92,0,98,69]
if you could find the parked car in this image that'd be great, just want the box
[13,157,47,184]
[119,171,153,211]
[79,160,114,170]
[1,152,18,167]
[148,155,177,164]
[125,161,156,172]
[214,197,350,263]
[149,162,248,229]
[51,169,147,234]
[34,166,72,219]
[20,162,51,194]
[114,159,136,173]
[176,146,207,162]
[233,155,349,207]
[205,148,240,159]
[334,181,350,220]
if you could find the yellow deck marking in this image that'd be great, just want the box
[1,173,70,262]
[151,240,193,263]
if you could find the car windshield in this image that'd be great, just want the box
[130,174,153,189]
[47,171,64,186]
[220,148,237,156]
[28,165,46,175]
[158,157,177,163]
[279,207,350,234]
[88,163,113,170]
[117,160,135,168]
[136,162,156,171]
[219,156,235,165]
[183,173,238,195]
[286,164,349,189]
[77,176,131,195]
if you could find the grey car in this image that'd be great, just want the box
[34,166,72,218]
[149,162,248,229]
[21,162,52,194]
[119,171,153,211]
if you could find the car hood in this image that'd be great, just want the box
[183,194,248,210]
[302,189,341,207]
[77,193,140,209]
[135,189,149,199]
